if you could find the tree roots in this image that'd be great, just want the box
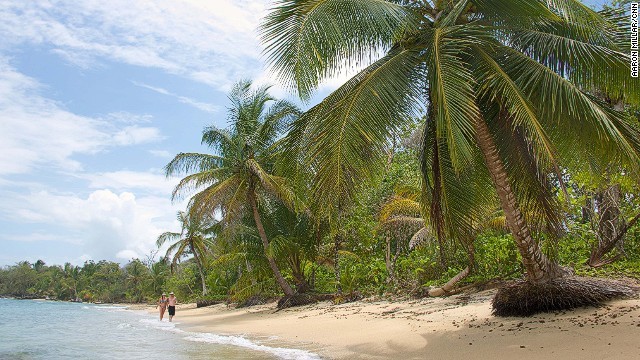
[492,277,637,317]
[237,294,271,308]
[196,299,222,308]
[277,293,326,309]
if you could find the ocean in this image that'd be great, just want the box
[0,298,320,360]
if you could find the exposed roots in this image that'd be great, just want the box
[237,294,271,308]
[196,299,222,308]
[492,277,637,317]
[333,291,363,305]
[277,293,326,309]
[277,292,336,309]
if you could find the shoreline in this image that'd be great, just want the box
[155,289,640,360]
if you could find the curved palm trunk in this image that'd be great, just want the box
[190,243,208,296]
[589,211,640,267]
[474,118,564,283]
[248,190,295,297]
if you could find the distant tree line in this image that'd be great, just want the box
[0,257,202,303]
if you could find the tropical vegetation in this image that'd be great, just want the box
[2,0,640,316]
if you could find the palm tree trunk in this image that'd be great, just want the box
[384,235,396,288]
[248,190,295,297]
[334,232,343,295]
[190,243,208,296]
[589,210,640,267]
[474,117,564,283]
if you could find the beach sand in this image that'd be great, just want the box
[167,290,640,359]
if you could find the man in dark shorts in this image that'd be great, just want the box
[168,292,177,322]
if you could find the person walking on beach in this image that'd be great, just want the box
[167,292,177,322]
[157,293,168,321]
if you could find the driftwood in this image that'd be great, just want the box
[428,267,471,297]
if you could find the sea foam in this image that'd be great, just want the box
[137,317,320,359]
[184,333,322,360]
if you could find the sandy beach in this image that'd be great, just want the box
[160,289,640,359]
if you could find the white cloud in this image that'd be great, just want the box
[0,0,356,101]
[148,150,173,159]
[1,232,80,244]
[133,81,220,113]
[79,170,177,195]
[112,125,164,146]
[0,0,269,90]
[0,59,163,176]
[3,189,180,262]
[0,61,106,175]
[116,249,140,261]
[103,111,153,124]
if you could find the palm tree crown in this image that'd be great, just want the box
[165,80,301,296]
[156,210,216,295]
[262,0,640,283]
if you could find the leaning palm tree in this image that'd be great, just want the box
[156,210,215,296]
[165,80,301,298]
[262,0,640,314]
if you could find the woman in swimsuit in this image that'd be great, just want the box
[157,293,168,321]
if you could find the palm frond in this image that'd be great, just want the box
[379,196,422,223]
[426,25,480,169]
[201,127,236,153]
[499,47,640,171]
[185,175,244,219]
[511,26,638,104]
[261,0,413,99]
[299,45,424,217]
[165,153,225,178]
[472,45,557,171]
[246,159,301,211]
[409,226,435,249]
[156,231,181,248]
[257,100,301,150]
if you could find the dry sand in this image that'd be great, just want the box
[163,290,640,359]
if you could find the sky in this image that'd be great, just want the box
[0,0,609,267]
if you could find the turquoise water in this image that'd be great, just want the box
[0,299,320,360]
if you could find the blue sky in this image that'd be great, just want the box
[0,0,609,266]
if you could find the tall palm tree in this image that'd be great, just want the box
[156,211,215,296]
[165,80,301,297]
[262,0,640,311]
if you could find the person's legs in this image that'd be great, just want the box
[168,306,175,322]
[160,307,165,321]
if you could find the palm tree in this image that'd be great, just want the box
[165,80,301,297]
[263,202,321,293]
[149,259,169,295]
[156,211,215,296]
[262,0,640,313]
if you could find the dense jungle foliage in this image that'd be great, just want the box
[2,1,640,311]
